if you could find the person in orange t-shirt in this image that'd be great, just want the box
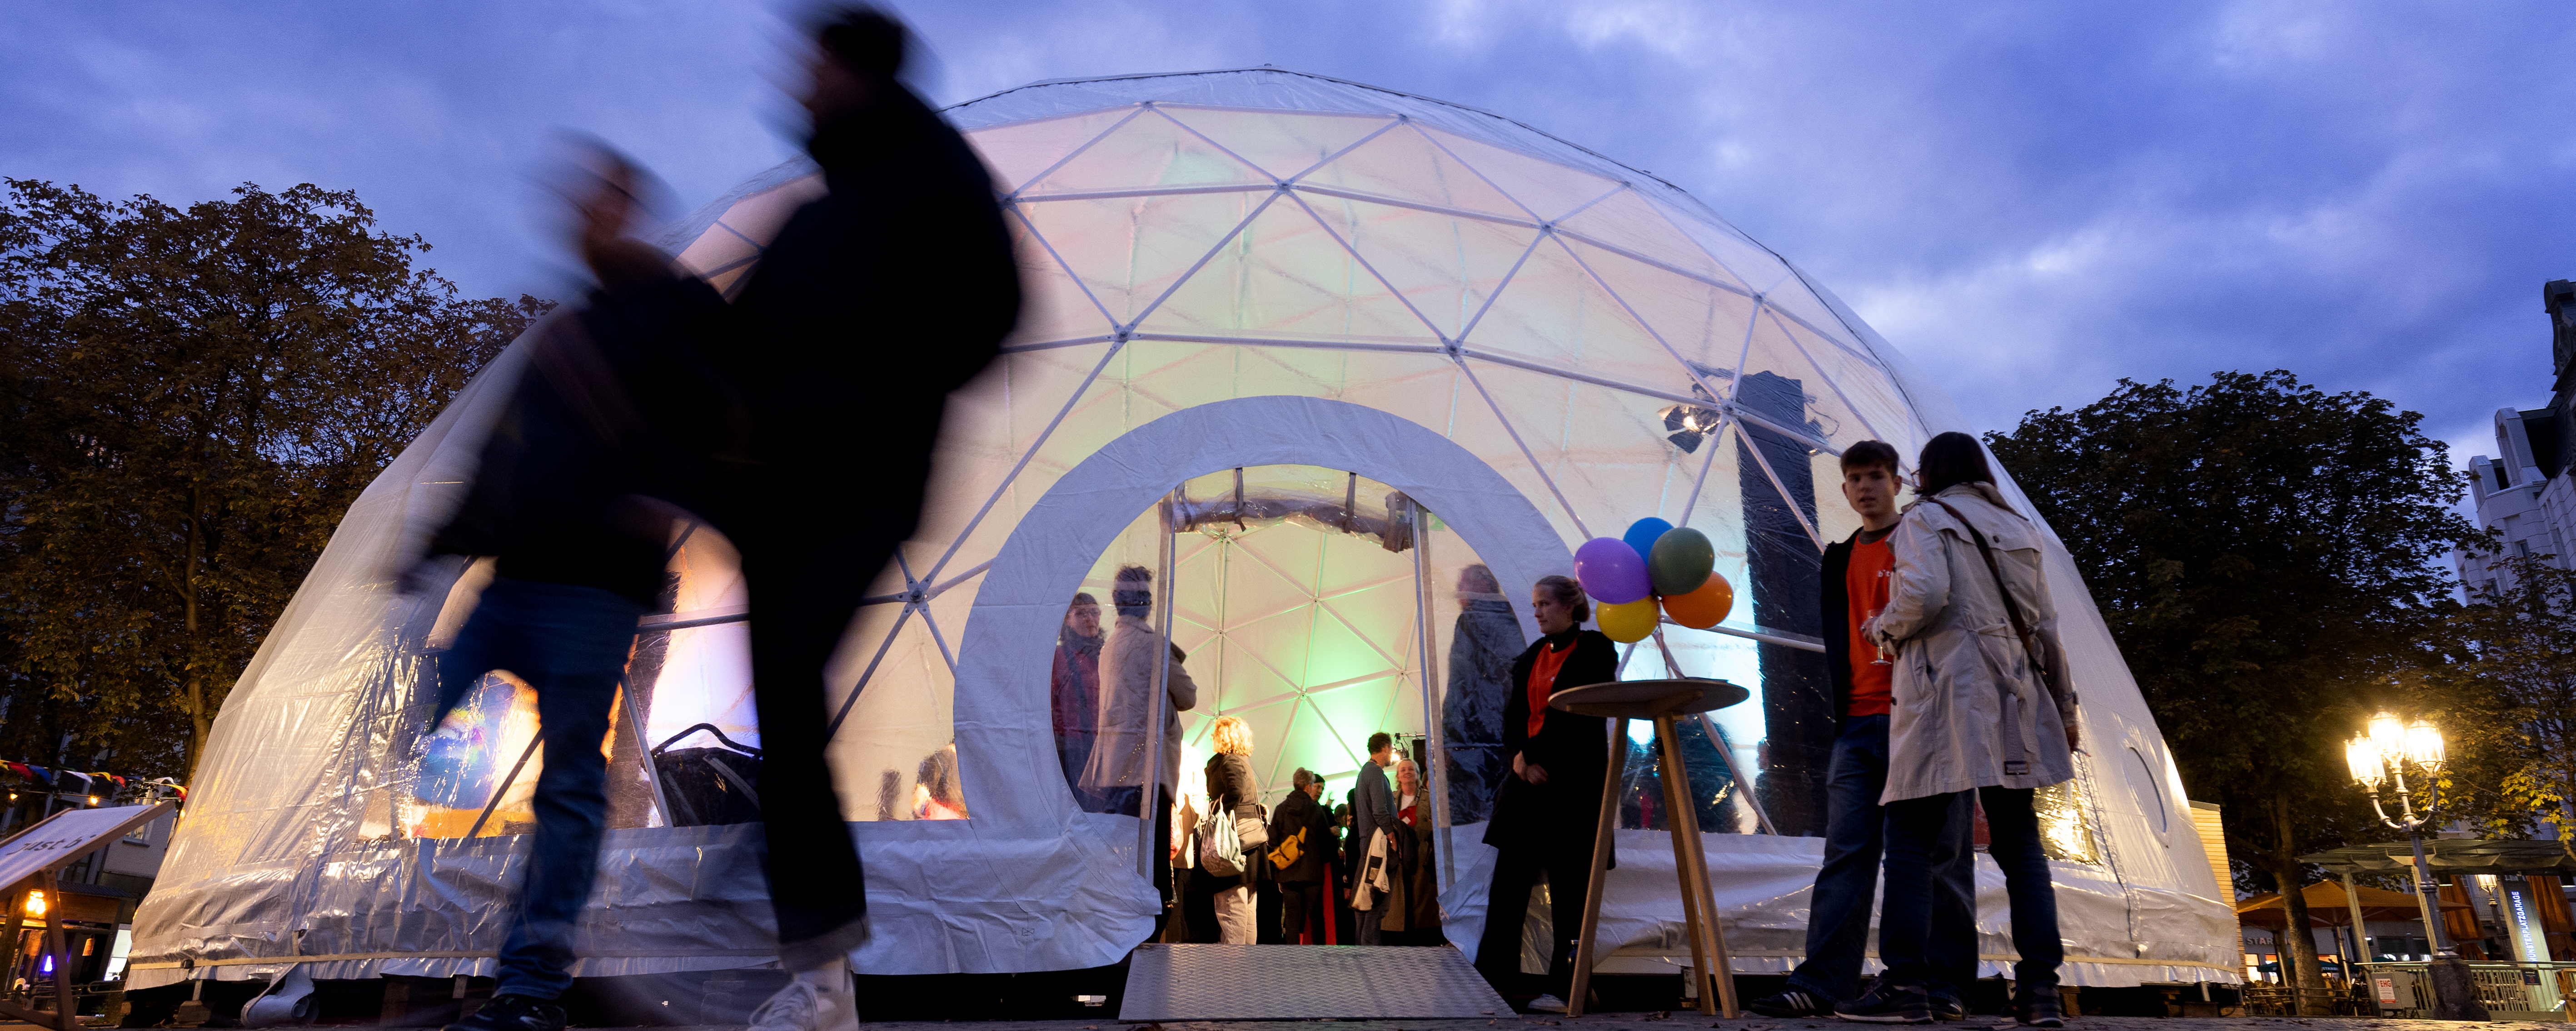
[1746,441,1978,1021]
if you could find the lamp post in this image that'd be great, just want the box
[2346,711,2486,1020]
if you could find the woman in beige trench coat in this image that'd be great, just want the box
[1842,432,2081,1028]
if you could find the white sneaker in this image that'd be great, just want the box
[749,966,858,1031]
[1526,994,1570,1014]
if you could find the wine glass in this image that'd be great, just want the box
[1870,569,1894,666]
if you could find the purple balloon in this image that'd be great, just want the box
[1574,537,1652,605]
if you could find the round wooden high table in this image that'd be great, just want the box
[1548,677,1750,1018]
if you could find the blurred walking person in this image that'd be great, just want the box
[699,10,1021,1031]
[413,151,718,1031]
[1439,565,1525,824]
[1844,432,2080,1027]
[1474,576,1614,1013]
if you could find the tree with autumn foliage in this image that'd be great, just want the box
[0,179,545,781]
[1986,370,2483,994]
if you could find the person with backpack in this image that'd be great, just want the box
[1839,431,2081,1028]
[1268,768,1335,943]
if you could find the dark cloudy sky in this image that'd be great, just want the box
[9,1,2571,470]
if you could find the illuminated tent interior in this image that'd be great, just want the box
[130,68,2236,990]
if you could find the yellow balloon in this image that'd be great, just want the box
[1596,597,1660,643]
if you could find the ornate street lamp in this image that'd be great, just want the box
[2346,712,2484,1018]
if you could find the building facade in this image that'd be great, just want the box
[2456,280,2576,596]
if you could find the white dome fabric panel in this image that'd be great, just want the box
[130,68,2232,988]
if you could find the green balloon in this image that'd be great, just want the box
[1648,526,1715,597]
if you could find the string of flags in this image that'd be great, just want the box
[1,762,186,801]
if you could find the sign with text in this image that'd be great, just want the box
[0,804,175,891]
[2375,977,2398,1004]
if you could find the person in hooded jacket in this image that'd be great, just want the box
[1473,575,1615,1013]
[1842,432,2081,1028]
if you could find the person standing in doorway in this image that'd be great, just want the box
[1204,716,1265,944]
[1440,564,1526,824]
[1269,768,1335,943]
[1084,565,1199,929]
[1473,576,1614,1014]
[1844,431,2080,1027]
[1051,594,1105,809]
[1749,440,1978,1020]
[1350,732,1405,945]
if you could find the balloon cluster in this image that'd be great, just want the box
[1573,518,1735,643]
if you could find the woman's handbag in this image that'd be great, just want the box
[1197,799,1246,877]
[1235,801,1270,849]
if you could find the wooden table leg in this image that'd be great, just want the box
[1653,717,1714,1015]
[1658,716,1739,1017]
[1566,717,1628,1018]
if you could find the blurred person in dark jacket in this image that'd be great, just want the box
[418,151,717,1031]
[705,10,1019,1031]
[1440,565,1525,824]
[1474,576,1615,1013]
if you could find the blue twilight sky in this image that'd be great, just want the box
[8,1,2572,473]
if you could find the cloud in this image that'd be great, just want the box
[10,0,2571,476]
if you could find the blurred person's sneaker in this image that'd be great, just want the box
[749,965,859,1031]
[1929,990,1967,1021]
[443,994,564,1031]
[1835,981,1932,1024]
[1525,994,1570,1014]
[2004,984,2063,1029]
[1750,988,1834,1018]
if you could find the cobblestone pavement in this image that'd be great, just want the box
[16,1015,2564,1030]
[839,1019,2568,1031]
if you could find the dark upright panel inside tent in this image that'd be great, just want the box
[1736,371,1831,838]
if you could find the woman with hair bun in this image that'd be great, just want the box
[1473,575,1616,1014]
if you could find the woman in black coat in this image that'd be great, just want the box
[1473,575,1617,1012]
[1203,716,1265,944]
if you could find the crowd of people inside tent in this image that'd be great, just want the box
[1039,436,2088,1027]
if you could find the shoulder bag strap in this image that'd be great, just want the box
[1926,499,2049,681]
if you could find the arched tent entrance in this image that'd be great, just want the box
[954,392,1562,829]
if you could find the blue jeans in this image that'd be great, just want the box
[1787,715,1977,1002]
[436,578,645,1000]
[1882,786,2061,987]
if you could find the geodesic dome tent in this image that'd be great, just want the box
[130,68,2235,990]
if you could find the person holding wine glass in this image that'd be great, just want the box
[1747,440,1978,1022]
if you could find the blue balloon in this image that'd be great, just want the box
[1623,517,1674,562]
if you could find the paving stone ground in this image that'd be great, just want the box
[15,1015,2568,1030]
[833,1020,2563,1031]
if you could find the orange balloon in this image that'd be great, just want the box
[1660,574,1734,630]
